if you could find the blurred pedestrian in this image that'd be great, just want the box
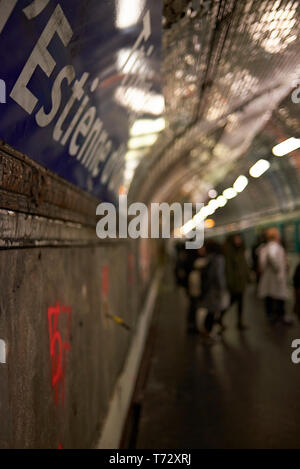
[251,232,266,285]
[174,242,195,288]
[258,227,289,324]
[223,233,250,329]
[197,240,226,337]
[186,246,208,333]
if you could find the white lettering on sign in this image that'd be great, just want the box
[0,339,6,364]
[0,0,50,33]
[23,0,51,19]
[3,2,155,185]
[100,145,126,185]
[10,4,73,114]
[291,339,300,364]
[53,71,90,142]
[70,106,96,156]
[36,65,76,127]
[0,0,18,34]
[0,79,6,103]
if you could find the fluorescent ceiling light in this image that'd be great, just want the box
[233,175,248,193]
[116,0,145,29]
[130,118,165,137]
[206,205,216,216]
[189,205,213,232]
[249,159,270,178]
[199,206,210,219]
[128,134,158,150]
[193,211,204,225]
[272,137,300,157]
[117,49,148,74]
[216,195,227,207]
[208,199,219,211]
[223,188,238,200]
[180,219,195,236]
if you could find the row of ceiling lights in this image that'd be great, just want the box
[180,136,300,235]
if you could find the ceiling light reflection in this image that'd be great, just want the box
[125,150,147,161]
[116,0,145,29]
[128,134,158,149]
[115,87,165,115]
[117,49,148,74]
[130,118,165,136]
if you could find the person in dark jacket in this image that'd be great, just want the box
[186,246,208,333]
[223,233,250,329]
[199,240,226,335]
[174,242,197,289]
[251,232,266,285]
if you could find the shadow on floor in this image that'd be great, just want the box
[135,273,300,449]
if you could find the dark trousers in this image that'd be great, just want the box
[205,312,215,332]
[188,298,214,333]
[220,291,244,325]
[188,298,198,325]
[264,296,285,322]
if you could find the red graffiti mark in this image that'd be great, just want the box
[48,303,72,406]
[58,443,63,449]
[101,266,109,299]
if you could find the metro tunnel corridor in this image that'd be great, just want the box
[135,265,300,450]
[0,0,300,452]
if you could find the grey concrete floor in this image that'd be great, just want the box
[136,274,300,449]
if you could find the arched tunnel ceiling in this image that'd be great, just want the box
[130,0,300,229]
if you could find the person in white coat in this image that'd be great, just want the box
[258,227,289,323]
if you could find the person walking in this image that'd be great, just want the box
[251,233,266,285]
[186,246,208,333]
[198,240,226,336]
[258,227,289,323]
[223,233,250,329]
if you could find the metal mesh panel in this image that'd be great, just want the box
[130,0,300,223]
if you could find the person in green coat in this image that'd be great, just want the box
[223,233,250,329]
